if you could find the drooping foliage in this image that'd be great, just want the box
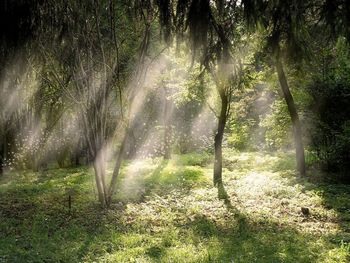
[320,0,350,42]
[241,0,311,60]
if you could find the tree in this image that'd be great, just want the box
[275,50,306,176]
[241,0,310,176]
[152,0,250,186]
[0,0,39,173]
[307,36,350,180]
[31,0,156,206]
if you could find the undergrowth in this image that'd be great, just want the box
[0,151,349,262]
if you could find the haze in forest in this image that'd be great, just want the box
[1,0,350,262]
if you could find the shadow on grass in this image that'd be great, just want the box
[1,197,342,262]
[217,182,236,212]
[186,212,332,263]
[264,156,350,246]
[2,153,349,262]
[306,182,350,239]
[0,192,127,262]
[275,164,350,229]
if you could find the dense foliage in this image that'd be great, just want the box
[307,38,350,180]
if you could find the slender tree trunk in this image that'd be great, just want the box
[164,125,171,159]
[93,162,106,206]
[93,151,108,206]
[163,87,171,160]
[99,151,108,201]
[0,138,4,175]
[214,92,228,186]
[0,118,4,174]
[1,129,9,172]
[275,56,306,176]
[73,139,82,166]
[107,134,127,205]
[74,152,80,166]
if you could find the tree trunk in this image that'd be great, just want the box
[1,128,9,173]
[214,92,228,186]
[0,139,4,175]
[164,125,171,159]
[93,152,108,206]
[74,152,80,166]
[163,87,171,160]
[275,56,306,176]
[107,134,127,205]
[72,138,82,166]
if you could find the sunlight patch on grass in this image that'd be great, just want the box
[174,152,212,167]
[1,151,350,262]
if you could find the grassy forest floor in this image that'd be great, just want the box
[1,150,350,262]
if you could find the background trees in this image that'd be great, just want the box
[241,0,313,176]
[306,37,350,181]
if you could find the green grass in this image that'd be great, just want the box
[0,151,349,262]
